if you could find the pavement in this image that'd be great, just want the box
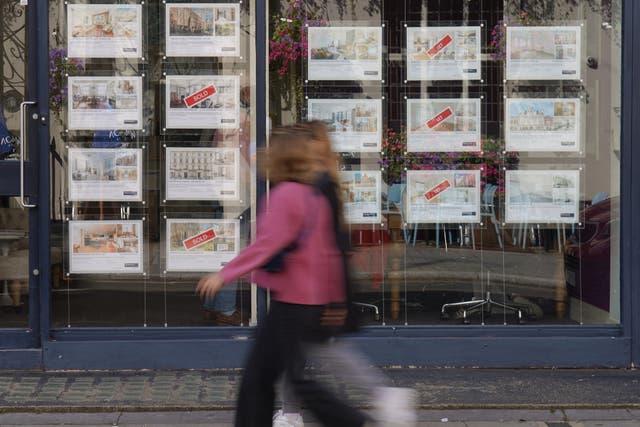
[0,368,638,426]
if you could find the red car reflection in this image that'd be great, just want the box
[564,197,618,313]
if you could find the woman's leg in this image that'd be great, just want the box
[279,303,368,427]
[280,364,303,413]
[235,306,286,427]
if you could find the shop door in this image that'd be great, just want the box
[0,0,43,351]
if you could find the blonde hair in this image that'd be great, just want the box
[267,124,317,185]
[305,120,341,185]
[267,122,345,226]
[267,122,341,184]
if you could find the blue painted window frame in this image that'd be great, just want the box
[25,0,640,369]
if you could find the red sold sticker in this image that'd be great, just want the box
[427,34,453,58]
[426,107,453,129]
[184,84,216,108]
[424,180,451,201]
[183,228,216,250]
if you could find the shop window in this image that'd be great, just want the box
[268,0,622,325]
[49,1,257,328]
[46,0,622,328]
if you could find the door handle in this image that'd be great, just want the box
[19,100,36,208]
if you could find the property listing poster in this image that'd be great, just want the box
[505,170,580,223]
[307,26,382,81]
[506,26,582,80]
[69,220,143,274]
[505,98,581,152]
[407,98,481,152]
[67,4,142,58]
[68,148,142,202]
[165,3,240,57]
[165,147,240,201]
[166,219,240,272]
[307,99,382,152]
[406,26,481,81]
[68,76,143,130]
[165,75,240,129]
[340,171,381,224]
[406,170,481,223]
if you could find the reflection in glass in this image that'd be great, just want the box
[0,198,29,327]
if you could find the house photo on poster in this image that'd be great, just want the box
[406,26,481,81]
[165,147,240,201]
[307,99,382,152]
[165,3,240,57]
[68,148,142,202]
[407,98,481,152]
[505,170,580,223]
[307,26,382,81]
[166,219,240,272]
[67,3,142,58]
[406,170,481,224]
[165,75,240,129]
[69,220,143,274]
[68,76,143,130]
[339,171,381,224]
[506,26,581,80]
[505,98,580,152]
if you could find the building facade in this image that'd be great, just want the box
[0,0,638,370]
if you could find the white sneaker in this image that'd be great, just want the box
[273,409,304,427]
[373,387,417,426]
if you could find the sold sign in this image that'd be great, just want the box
[183,228,216,250]
[427,34,453,58]
[184,84,216,108]
[424,180,451,201]
[426,107,453,129]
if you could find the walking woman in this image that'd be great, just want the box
[196,124,370,427]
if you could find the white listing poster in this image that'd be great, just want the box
[506,98,580,152]
[68,76,143,130]
[166,219,240,272]
[166,3,240,57]
[308,27,382,81]
[67,4,142,58]
[69,220,143,274]
[505,170,580,223]
[406,170,481,224]
[407,98,481,152]
[165,75,240,129]
[407,26,481,81]
[68,148,142,201]
[165,147,240,201]
[340,171,381,224]
[506,26,581,80]
[307,99,382,152]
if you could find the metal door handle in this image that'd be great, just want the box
[19,101,36,208]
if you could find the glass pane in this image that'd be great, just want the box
[0,1,26,161]
[269,0,622,326]
[0,197,29,327]
[50,1,257,328]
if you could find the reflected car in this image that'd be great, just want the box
[564,197,618,314]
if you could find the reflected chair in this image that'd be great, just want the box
[480,184,503,249]
[440,271,523,323]
[383,183,408,242]
[350,186,406,322]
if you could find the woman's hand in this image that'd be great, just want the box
[196,273,225,301]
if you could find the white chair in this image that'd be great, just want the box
[480,184,503,249]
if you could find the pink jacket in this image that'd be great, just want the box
[219,182,346,305]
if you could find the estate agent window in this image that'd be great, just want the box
[41,0,622,328]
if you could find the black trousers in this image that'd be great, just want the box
[234,301,368,427]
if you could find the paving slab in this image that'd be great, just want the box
[561,409,635,420]
[1,411,639,426]
[0,368,637,410]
